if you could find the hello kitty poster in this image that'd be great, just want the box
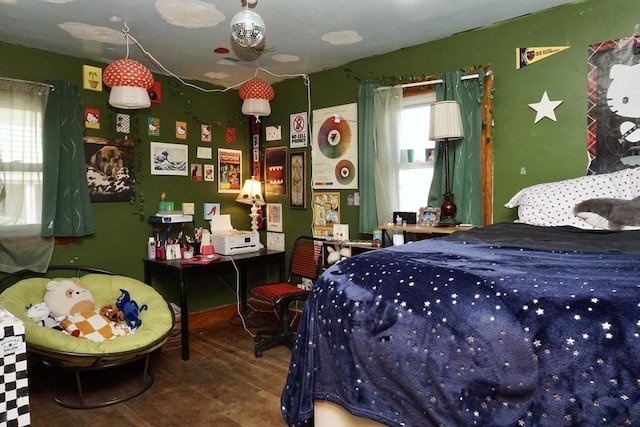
[587,35,640,174]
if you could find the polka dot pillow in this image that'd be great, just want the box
[505,167,640,229]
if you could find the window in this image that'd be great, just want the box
[398,91,436,214]
[0,80,47,229]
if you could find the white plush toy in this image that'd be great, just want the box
[326,246,351,265]
[43,279,94,321]
[26,302,59,328]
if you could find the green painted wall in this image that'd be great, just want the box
[1,0,634,311]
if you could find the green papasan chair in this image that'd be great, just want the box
[0,265,174,409]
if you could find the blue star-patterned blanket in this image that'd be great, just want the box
[282,224,640,426]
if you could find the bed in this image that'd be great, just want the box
[281,168,640,426]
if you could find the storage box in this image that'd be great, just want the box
[0,308,30,426]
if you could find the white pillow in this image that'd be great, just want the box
[505,168,640,229]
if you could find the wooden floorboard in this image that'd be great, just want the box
[25,305,293,427]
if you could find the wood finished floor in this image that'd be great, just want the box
[25,305,293,427]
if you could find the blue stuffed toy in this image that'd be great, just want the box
[115,289,148,329]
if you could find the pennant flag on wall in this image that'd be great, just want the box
[516,46,570,69]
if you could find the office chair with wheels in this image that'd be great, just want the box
[250,236,322,357]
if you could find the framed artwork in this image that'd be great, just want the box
[84,136,134,202]
[148,81,162,104]
[150,142,188,176]
[289,151,306,209]
[204,203,220,220]
[266,203,283,232]
[312,192,340,238]
[82,65,102,91]
[204,164,214,182]
[419,207,441,226]
[265,146,287,196]
[190,163,202,181]
[217,148,242,193]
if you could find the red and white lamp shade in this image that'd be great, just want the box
[103,58,154,109]
[238,77,274,120]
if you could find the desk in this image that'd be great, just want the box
[144,249,285,361]
[378,224,473,246]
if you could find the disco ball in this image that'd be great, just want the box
[230,10,265,48]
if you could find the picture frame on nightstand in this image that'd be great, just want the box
[419,207,441,226]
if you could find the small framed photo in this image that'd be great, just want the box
[419,207,441,226]
[289,151,307,209]
[266,203,283,232]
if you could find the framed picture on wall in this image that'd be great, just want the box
[150,141,188,176]
[266,203,283,232]
[289,151,307,209]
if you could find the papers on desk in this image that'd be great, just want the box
[181,254,222,265]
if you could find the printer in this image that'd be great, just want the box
[210,230,261,255]
[209,214,262,255]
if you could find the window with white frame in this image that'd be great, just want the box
[397,91,437,215]
[0,90,45,228]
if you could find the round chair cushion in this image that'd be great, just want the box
[0,274,173,367]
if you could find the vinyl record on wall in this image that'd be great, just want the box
[317,117,351,158]
[335,159,355,185]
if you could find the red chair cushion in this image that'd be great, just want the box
[251,283,307,302]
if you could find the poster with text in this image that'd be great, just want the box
[290,112,308,148]
[217,148,242,193]
[312,103,358,189]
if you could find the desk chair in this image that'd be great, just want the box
[250,236,322,357]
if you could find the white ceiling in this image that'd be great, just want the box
[0,0,578,89]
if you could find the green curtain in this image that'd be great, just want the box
[357,83,380,233]
[41,81,95,237]
[428,71,485,225]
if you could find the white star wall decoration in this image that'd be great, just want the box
[528,91,563,123]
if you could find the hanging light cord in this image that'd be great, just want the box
[120,25,310,97]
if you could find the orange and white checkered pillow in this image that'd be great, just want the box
[61,310,132,342]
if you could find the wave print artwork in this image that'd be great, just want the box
[150,142,189,176]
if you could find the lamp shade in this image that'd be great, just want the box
[103,58,154,109]
[239,78,274,119]
[429,100,464,141]
[230,9,265,48]
[235,177,265,206]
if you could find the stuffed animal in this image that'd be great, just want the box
[115,289,148,329]
[99,303,124,323]
[43,279,94,321]
[573,196,640,230]
[326,246,351,265]
[26,302,60,329]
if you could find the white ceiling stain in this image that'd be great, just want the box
[155,0,225,29]
[272,54,300,63]
[203,71,230,80]
[58,22,127,45]
[321,31,363,46]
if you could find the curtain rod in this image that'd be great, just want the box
[398,73,480,89]
[0,76,54,90]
